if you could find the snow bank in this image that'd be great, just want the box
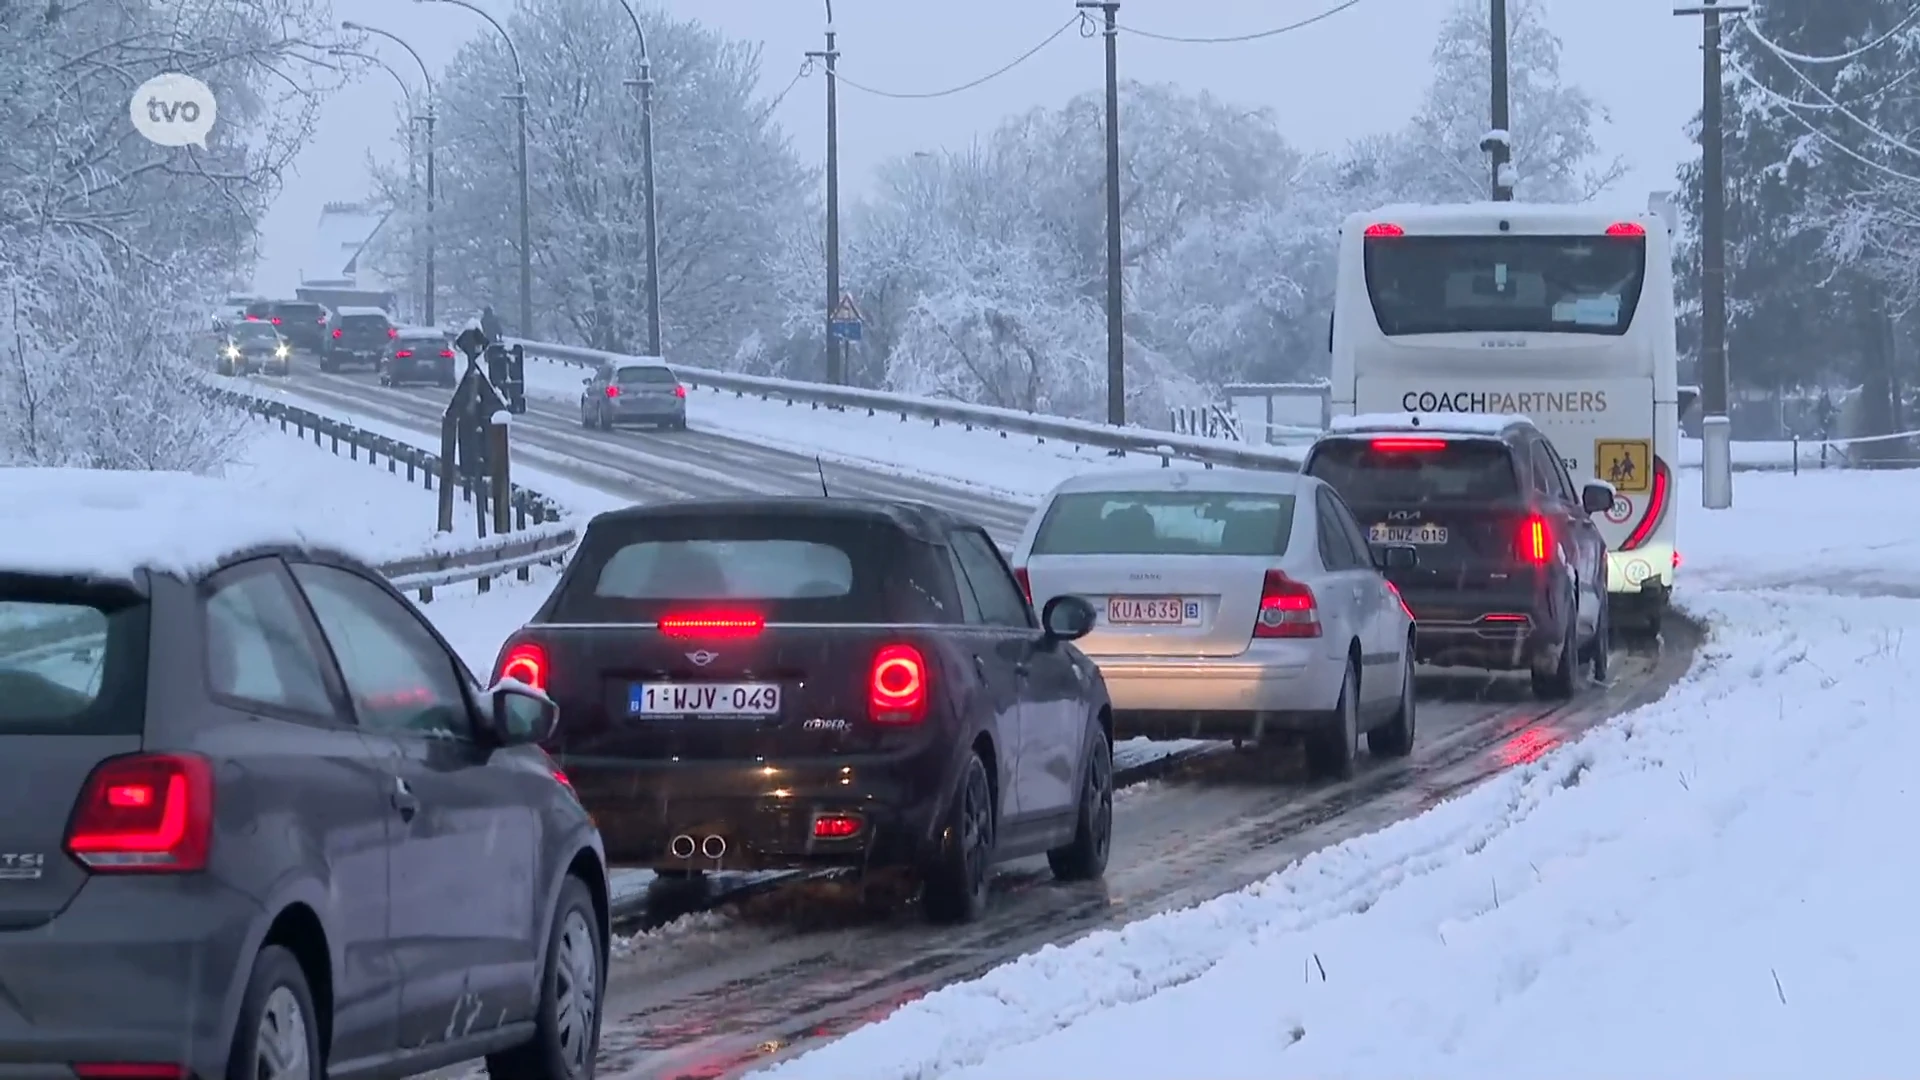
[764,589,1918,1079]
[1674,467,1920,593]
[3,420,458,581]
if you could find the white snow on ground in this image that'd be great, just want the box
[2,419,459,579]
[761,470,1920,1078]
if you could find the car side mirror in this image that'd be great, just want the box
[485,682,557,745]
[1040,594,1096,642]
[1374,544,1418,571]
[1581,481,1615,515]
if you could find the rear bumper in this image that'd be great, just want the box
[1608,545,1675,592]
[1402,585,1552,670]
[387,361,454,383]
[608,401,685,424]
[562,749,951,873]
[1089,641,1344,740]
[0,877,260,1077]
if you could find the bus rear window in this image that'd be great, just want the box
[1306,440,1519,503]
[1364,234,1644,337]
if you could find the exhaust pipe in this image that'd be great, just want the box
[669,834,696,859]
[700,835,727,859]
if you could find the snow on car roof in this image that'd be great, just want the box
[1325,412,1527,436]
[1,468,387,583]
[334,305,390,317]
[394,324,451,338]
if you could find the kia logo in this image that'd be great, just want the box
[686,650,719,666]
[1387,510,1420,520]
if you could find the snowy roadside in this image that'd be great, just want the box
[760,587,1917,1079]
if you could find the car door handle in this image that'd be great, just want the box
[390,776,418,820]
[973,655,989,679]
[1013,661,1031,676]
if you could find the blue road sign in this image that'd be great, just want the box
[830,292,862,342]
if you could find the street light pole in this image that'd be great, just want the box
[1076,0,1124,426]
[343,21,438,325]
[613,0,662,356]
[1488,0,1513,200]
[806,0,841,384]
[328,48,423,316]
[416,0,532,340]
[1675,0,1748,508]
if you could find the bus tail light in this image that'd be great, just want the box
[1621,457,1671,551]
[1363,222,1404,238]
[1605,221,1646,237]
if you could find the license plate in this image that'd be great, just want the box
[1106,596,1200,625]
[629,682,781,717]
[1370,523,1448,544]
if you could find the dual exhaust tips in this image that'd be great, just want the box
[670,834,726,859]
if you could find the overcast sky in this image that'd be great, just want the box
[255,0,1702,294]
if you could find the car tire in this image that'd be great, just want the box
[225,945,321,1080]
[1591,594,1612,683]
[318,359,337,374]
[1304,658,1359,781]
[1367,643,1417,759]
[922,751,995,924]
[379,374,392,387]
[487,875,603,1080]
[1047,727,1113,882]
[579,409,593,429]
[1531,591,1580,700]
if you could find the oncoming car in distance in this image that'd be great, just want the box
[492,497,1115,923]
[218,319,291,376]
[1301,413,1614,698]
[1009,469,1418,781]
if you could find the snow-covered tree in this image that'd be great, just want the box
[367,0,811,363]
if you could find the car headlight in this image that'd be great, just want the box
[225,346,240,357]
[276,345,289,357]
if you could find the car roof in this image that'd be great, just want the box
[613,358,672,371]
[586,496,964,544]
[336,306,390,317]
[1047,467,1313,498]
[1,468,391,585]
[394,324,450,338]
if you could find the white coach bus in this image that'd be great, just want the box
[1328,201,1679,636]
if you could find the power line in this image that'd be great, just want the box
[752,58,814,126]
[1113,0,1365,44]
[830,13,1083,99]
[1729,60,1920,186]
[1739,6,1920,65]
[1741,21,1920,162]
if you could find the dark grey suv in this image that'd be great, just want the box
[0,547,608,1079]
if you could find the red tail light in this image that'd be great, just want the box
[1364,222,1404,237]
[73,1066,187,1080]
[813,813,862,839]
[1518,515,1549,563]
[388,327,399,338]
[440,349,455,358]
[869,643,927,723]
[1013,567,1031,604]
[65,754,213,873]
[1621,457,1671,551]
[605,385,620,398]
[674,384,687,398]
[245,314,259,321]
[331,328,342,338]
[270,316,280,324]
[394,349,413,358]
[658,611,763,637]
[497,641,549,691]
[1371,437,1447,452]
[1254,570,1319,638]
[1605,221,1646,237]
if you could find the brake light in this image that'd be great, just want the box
[605,385,619,398]
[1371,437,1447,452]
[65,754,213,873]
[1605,221,1646,237]
[331,328,342,338]
[1621,457,1671,551]
[1013,567,1031,604]
[1518,515,1549,563]
[674,384,687,398]
[440,349,455,358]
[497,641,548,691]
[73,1066,186,1080]
[245,314,259,320]
[1672,550,1682,569]
[813,813,862,839]
[270,316,280,324]
[1364,222,1404,237]
[1254,570,1319,638]
[658,611,763,637]
[394,349,412,358]
[869,643,927,723]
[388,327,399,338]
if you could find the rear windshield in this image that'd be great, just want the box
[1364,234,1645,336]
[615,366,675,384]
[547,514,957,623]
[340,314,389,328]
[276,303,327,320]
[244,301,275,317]
[1032,491,1296,556]
[1306,439,1518,503]
[0,584,147,735]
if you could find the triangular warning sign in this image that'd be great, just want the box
[831,292,861,322]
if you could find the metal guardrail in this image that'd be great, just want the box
[506,338,1309,471]
[205,383,579,600]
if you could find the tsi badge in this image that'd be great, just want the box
[130,72,218,148]
[0,853,45,881]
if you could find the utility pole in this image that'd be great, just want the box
[1077,0,1124,426]
[1676,0,1747,508]
[514,85,532,340]
[1488,0,1512,200]
[807,1,842,384]
[613,0,662,355]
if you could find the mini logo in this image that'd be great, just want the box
[0,853,44,881]
[686,650,719,666]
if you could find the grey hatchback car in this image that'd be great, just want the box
[0,525,608,1079]
[579,359,687,431]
